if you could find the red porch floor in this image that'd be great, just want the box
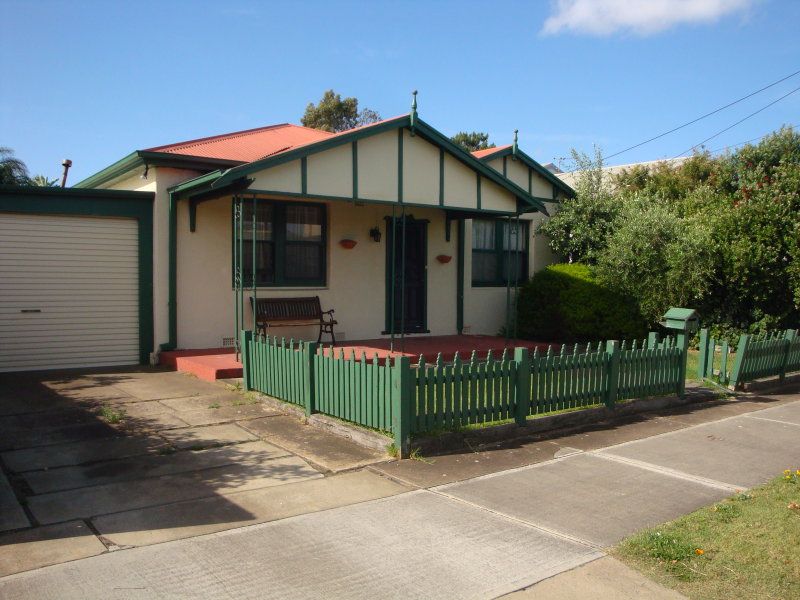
[160,335,547,381]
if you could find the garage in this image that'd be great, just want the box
[0,186,153,372]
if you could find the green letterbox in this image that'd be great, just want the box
[661,307,699,333]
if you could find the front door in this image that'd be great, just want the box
[385,216,427,334]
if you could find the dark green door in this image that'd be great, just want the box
[385,216,427,333]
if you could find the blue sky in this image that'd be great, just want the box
[2,0,798,183]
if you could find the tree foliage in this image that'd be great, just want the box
[537,126,800,339]
[538,147,618,263]
[301,90,381,133]
[451,131,495,153]
[30,174,59,187]
[0,147,29,185]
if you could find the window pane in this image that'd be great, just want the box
[472,252,498,283]
[502,252,527,283]
[287,205,323,241]
[472,219,495,250]
[242,241,274,285]
[242,203,273,241]
[502,221,526,250]
[285,243,323,281]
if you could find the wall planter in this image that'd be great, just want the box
[436,254,452,264]
[339,239,357,249]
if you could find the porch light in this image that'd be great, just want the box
[339,239,357,249]
[369,226,381,243]
[436,254,452,264]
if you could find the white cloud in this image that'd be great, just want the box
[542,0,755,36]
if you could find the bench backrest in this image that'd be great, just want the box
[250,296,323,323]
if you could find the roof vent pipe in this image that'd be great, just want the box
[60,159,72,188]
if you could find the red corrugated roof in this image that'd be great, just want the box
[471,144,511,159]
[145,123,335,163]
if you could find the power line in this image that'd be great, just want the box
[604,68,800,160]
[707,123,799,154]
[674,85,800,158]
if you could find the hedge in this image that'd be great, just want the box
[516,263,648,342]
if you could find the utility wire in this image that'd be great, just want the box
[707,123,799,154]
[674,85,800,158]
[604,68,800,160]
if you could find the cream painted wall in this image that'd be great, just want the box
[357,131,397,201]
[250,159,302,193]
[462,208,558,336]
[308,144,352,198]
[402,130,439,206]
[107,166,203,354]
[176,196,458,348]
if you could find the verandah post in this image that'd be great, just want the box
[391,356,412,458]
[605,340,620,409]
[304,341,319,417]
[730,333,750,390]
[779,329,797,382]
[697,328,709,380]
[513,347,531,427]
[240,329,252,391]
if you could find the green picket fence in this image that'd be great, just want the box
[530,343,609,415]
[314,349,393,432]
[618,337,684,401]
[242,326,691,457]
[698,328,799,388]
[411,350,518,432]
[242,332,311,407]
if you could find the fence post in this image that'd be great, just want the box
[697,328,709,380]
[391,356,412,458]
[303,341,319,417]
[648,331,661,349]
[240,329,252,391]
[674,330,689,398]
[513,347,531,427]
[605,340,620,409]
[780,329,797,382]
[729,333,750,390]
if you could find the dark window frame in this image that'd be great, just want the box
[232,199,327,288]
[471,218,528,287]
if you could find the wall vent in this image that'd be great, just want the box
[221,337,236,348]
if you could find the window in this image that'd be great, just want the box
[237,200,326,287]
[471,218,528,286]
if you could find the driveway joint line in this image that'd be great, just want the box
[589,451,743,492]
[431,451,587,491]
[589,399,800,453]
[742,414,800,428]
[427,487,604,551]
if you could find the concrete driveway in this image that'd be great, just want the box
[1,371,799,599]
[0,367,392,575]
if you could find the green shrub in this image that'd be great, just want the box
[517,263,648,342]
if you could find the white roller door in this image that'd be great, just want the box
[0,213,139,372]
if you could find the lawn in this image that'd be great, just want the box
[614,471,800,600]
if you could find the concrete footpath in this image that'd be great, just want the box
[1,378,799,598]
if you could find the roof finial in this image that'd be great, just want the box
[410,90,418,134]
[512,129,519,158]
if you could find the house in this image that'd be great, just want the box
[0,103,573,373]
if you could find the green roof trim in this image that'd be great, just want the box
[201,115,547,215]
[476,145,575,198]
[74,150,242,189]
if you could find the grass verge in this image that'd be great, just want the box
[614,470,800,600]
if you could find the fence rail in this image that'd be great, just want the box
[698,328,799,388]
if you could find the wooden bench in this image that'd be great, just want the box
[250,296,337,344]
